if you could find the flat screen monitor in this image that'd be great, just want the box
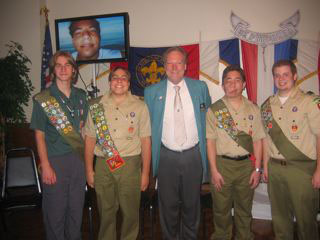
[55,12,129,64]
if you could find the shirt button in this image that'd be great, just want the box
[280,106,283,109]
[279,117,281,120]
[114,129,116,132]
[116,107,119,110]
[236,123,238,126]
[115,118,118,120]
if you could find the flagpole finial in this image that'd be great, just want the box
[40,6,49,21]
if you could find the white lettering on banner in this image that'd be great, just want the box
[230,10,300,47]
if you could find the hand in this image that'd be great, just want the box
[211,170,225,192]
[41,163,56,185]
[312,169,320,189]
[262,167,268,183]
[249,171,260,189]
[86,170,95,188]
[140,172,149,191]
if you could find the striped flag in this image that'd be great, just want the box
[41,20,53,90]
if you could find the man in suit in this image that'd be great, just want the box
[144,46,211,239]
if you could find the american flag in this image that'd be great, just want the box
[41,21,53,90]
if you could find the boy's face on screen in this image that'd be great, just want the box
[72,20,100,60]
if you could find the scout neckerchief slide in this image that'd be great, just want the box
[34,89,84,160]
[210,99,255,164]
[89,97,125,171]
[261,97,315,175]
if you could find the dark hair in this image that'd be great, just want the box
[69,19,101,37]
[222,65,246,84]
[272,59,297,76]
[108,66,131,82]
[49,51,79,84]
[163,46,188,64]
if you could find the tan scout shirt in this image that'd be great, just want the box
[264,87,320,160]
[84,92,151,157]
[206,96,265,156]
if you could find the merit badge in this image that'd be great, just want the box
[248,115,253,120]
[130,112,135,117]
[128,126,134,133]
[267,122,273,129]
[292,106,298,112]
[291,124,298,132]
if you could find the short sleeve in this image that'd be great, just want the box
[30,98,48,132]
[83,110,97,138]
[139,103,151,138]
[206,107,217,139]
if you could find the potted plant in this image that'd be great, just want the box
[0,41,34,168]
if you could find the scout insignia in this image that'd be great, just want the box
[130,112,135,117]
[214,107,239,140]
[292,106,298,112]
[261,98,273,131]
[106,152,125,171]
[90,101,125,171]
[248,115,253,120]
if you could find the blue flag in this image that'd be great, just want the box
[128,46,169,96]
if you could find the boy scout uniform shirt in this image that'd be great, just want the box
[264,87,320,160]
[84,92,151,157]
[30,82,88,157]
[206,96,265,156]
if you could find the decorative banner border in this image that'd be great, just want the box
[231,10,300,47]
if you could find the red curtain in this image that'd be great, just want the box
[241,40,258,103]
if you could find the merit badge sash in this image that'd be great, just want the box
[89,97,125,172]
[34,89,84,160]
[261,98,315,175]
[210,100,255,162]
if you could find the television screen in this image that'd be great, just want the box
[55,12,129,64]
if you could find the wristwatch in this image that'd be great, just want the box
[255,168,262,173]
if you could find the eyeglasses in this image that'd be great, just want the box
[111,76,129,82]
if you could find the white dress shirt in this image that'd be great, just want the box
[162,79,199,151]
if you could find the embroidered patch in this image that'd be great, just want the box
[292,106,298,112]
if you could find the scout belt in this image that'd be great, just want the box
[34,89,84,160]
[89,97,125,171]
[261,97,315,175]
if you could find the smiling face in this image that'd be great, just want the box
[71,20,100,60]
[273,65,297,97]
[54,56,74,83]
[164,50,186,85]
[110,68,130,96]
[222,70,245,99]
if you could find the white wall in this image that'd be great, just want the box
[1,0,319,120]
